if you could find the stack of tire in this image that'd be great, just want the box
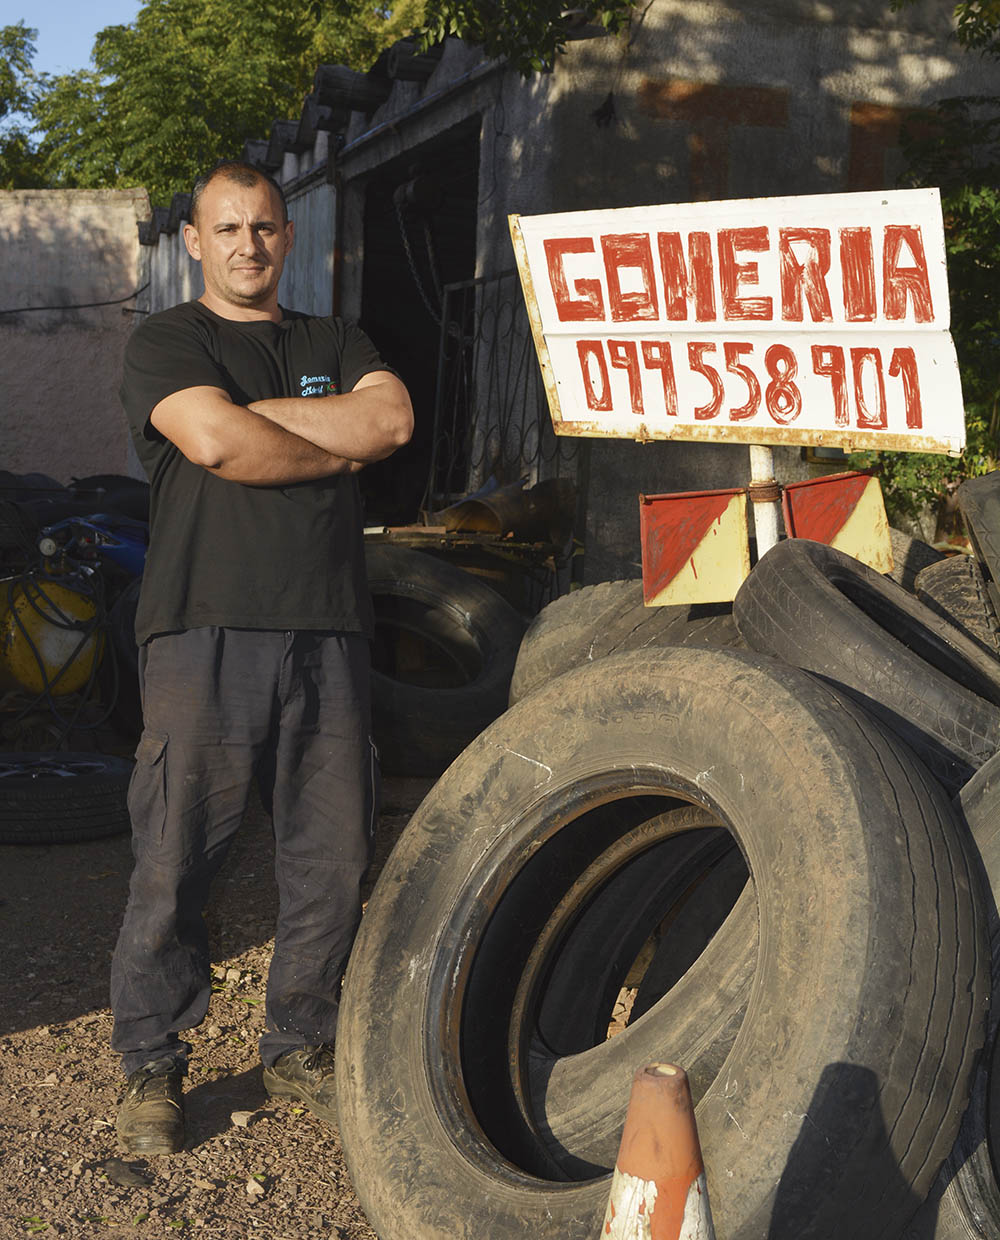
[364,545,526,776]
[335,481,1000,1240]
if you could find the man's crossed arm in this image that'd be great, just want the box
[150,370,413,486]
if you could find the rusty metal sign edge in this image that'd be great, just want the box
[544,416,962,457]
[509,214,565,431]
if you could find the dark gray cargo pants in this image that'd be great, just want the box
[110,627,377,1076]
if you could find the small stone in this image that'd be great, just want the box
[205,1024,221,1039]
[103,1157,153,1188]
[225,968,241,984]
[42,1072,58,1085]
[70,1158,84,1177]
[230,1111,253,1129]
[245,1177,265,1199]
[192,1178,214,1190]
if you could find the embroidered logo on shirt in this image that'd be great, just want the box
[300,373,338,397]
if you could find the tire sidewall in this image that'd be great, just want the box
[337,646,982,1240]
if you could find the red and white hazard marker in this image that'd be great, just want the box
[782,470,892,572]
[602,1063,716,1240]
[639,488,751,607]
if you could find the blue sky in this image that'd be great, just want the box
[11,0,142,76]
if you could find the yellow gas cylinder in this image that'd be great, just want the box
[0,573,104,695]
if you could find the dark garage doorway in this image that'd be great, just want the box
[358,116,480,526]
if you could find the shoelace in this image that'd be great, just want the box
[127,1069,179,1101]
[301,1046,335,1074]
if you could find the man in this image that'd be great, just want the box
[111,160,412,1155]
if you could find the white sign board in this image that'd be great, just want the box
[509,189,964,455]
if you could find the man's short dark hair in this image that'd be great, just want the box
[190,161,289,228]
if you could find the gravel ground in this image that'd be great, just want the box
[0,774,437,1240]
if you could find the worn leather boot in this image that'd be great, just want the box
[262,1044,337,1125]
[116,1058,185,1155]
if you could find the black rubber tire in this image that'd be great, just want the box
[508,529,930,709]
[958,472,1000,621]
[506,806,754,1174]
[336,646,987,1240]
[68,474,150,522]
[889,526,945,592]
[365,544,526,775]
[511,808,737,1057]
[903,751,1000,1240]
[915,555,1000,656]
[733,539,1000,793]
[0,752,133,844]
[509,579,743,705]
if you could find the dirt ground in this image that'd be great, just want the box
[0,774,438,1240]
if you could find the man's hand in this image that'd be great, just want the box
[150,386,362,486]
[247,371,413,463]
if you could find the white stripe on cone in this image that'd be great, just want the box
[602,1169,716,1239]
[680,1172,716,1240]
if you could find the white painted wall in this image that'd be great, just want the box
[0,189,150,483]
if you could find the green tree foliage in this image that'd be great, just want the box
[0,22,47,188]
[949,0,1000,54]
[29,0,421,205]
[853,4,1000,528]
[15,0,635,202]
[417,0,636,74]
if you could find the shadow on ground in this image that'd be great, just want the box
[0,775,435,1038]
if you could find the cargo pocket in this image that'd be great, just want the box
[128,731,168,847]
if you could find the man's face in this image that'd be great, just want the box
[183,176,293,316]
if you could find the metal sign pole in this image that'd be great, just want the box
[748,445,782,558]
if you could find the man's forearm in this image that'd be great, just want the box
[248,374,413,463]
[150,386,361,486]
[209,417,361,486]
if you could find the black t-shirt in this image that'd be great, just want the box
[120,300,388,643]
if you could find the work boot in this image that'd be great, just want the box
[116,1058,185,1155]
[262,1044,338,1126]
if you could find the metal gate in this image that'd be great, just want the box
[422,269,579,512]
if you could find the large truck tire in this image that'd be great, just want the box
[915,554,1000,656]
[908,744,1000,1240]
[365,544,525,775]
[509,579,742,705]
[958,472,1000,621]
[903,750,1000,1240]
[336,646,987,1240]
[733,539,1000,793]
[0,752,133,844]
[888,526,944,592]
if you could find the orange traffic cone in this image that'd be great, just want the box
[602,1063,716,1240]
